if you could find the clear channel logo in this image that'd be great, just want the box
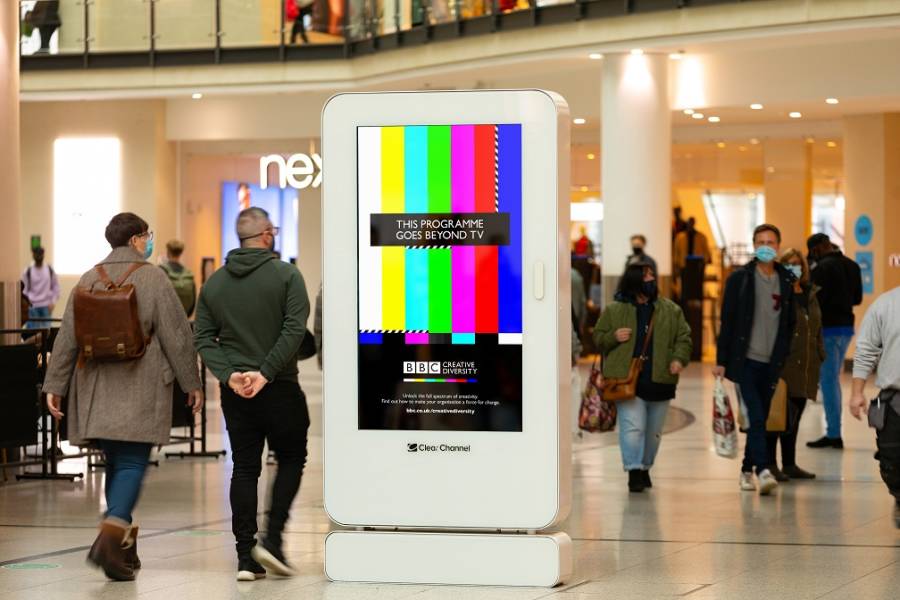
[407,443,471,453]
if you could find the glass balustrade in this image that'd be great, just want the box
[155,0,216,50]
[19,0,86,55]
[86,0,151,52]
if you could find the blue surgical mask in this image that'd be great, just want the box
[785,264,802,279]
[143,238,154,260]
[755,245,777,263]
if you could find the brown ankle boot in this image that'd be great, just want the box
[123,526,141,570]
[87,519,135,581]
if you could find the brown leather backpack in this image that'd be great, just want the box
[73,263,150,363]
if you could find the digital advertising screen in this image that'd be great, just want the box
[221,181,299,262]
[357,124,523,432]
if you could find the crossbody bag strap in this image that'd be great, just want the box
[94,265,114,289]
[638,314,655,359]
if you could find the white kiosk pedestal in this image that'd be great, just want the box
[322,90,572,590]
[325,531,573,587]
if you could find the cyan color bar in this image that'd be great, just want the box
[405,249,429,330]
[404,126,429,211]
[451,333,476,345]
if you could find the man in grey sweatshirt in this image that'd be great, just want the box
[850,285,900,528]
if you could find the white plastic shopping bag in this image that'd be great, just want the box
[713,377,738,459]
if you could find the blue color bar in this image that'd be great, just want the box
[497,124,522,334]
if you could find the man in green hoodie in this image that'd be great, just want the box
[195,207,311,582]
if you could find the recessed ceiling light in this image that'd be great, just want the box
[669,52,683,60]
[716,142,726,148]
[826,98,839,105]
[789,111,802,119]
[691,113,704,120]
[683,109,695,115]
[827,141,837,148]
[631,49,644,56]
[750,103,763,110]
[708,116,721,123]
[573,118,586,125]
[580,186,589,192]
[192,93,203,100]
[586,153,596,160]
[589,53,604,60]
[750,138,760,145]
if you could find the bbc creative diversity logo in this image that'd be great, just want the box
[403,361,441,375]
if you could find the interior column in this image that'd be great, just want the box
[763,138,812,251]
[601,52,672,305]
[0,2,22,332]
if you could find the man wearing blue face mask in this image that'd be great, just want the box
[714,224,797,496]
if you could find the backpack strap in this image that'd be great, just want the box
[95,262,148,289]
[115,262,149,287]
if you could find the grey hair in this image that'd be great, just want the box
[236,207,271,247]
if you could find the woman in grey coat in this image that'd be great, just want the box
[44,213,202,581]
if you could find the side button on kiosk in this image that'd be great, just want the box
[321,90,573,587]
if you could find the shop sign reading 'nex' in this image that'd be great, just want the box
[259,153,323,190]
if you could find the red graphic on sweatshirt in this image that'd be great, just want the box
[772,293,783,311]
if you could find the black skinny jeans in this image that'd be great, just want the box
[766,396,808,468]
[290,7,313,43]
[221,380,310,558]
[876,399,900,503]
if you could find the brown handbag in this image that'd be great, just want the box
[73,263,150,363]
[602,316,655,402]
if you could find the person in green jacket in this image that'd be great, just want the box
[194,207,310,582]
[594,263,692,493]
[765,248,825,481]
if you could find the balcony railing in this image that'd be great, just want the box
[18,0,749,70]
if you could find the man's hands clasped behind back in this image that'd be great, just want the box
[228,371,268,399]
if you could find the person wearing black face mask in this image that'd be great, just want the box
[625,234,658,276]
[594,264,692,493]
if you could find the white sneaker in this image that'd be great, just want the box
[740,472,756,491]
[758,469,779,495]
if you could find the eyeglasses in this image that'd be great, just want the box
[238,226,279,242]
[137,231,154,241]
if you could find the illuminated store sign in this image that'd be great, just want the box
[260,153,322,189]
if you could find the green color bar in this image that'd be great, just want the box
[427,126,452,333]
[428,126,451,212]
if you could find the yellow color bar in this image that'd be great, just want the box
[381,127,405,329]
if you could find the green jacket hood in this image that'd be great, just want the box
[225,248,274,278]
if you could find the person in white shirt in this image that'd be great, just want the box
[21,246,60,329]
[849,285,900,528]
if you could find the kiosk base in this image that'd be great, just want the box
[325,530,572,587]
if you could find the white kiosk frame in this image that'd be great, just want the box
[322,90,572,587]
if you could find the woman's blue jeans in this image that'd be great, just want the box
[617,397,670,471]
[98,440,152,523]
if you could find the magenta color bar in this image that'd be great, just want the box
[451,125,476,334]
[405,333,430,345]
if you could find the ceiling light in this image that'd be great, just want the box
[750,103,763,110]
[826,98,839,105]
[580,186,588,192]
[631,49,644,56]
[716,142,726,148]
[589,53,604,60]
[708,116,721,123]
[827,141,837,148]
[586,153,596,160]
[669,52,683,60]
[191,93,203,100]
[750,138,760,145]
[691,113,704,120]
[573,118,586,125]
[683,109,695,115]
[789,111,802,119]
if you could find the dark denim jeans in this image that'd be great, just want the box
[98,440,153,523]
[221,380,310,559]
[738,359,778,474]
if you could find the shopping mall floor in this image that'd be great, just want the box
[1,362,898,600]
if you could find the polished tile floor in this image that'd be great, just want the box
[1,361,897,599]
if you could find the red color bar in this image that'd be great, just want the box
[474,125,498,333]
